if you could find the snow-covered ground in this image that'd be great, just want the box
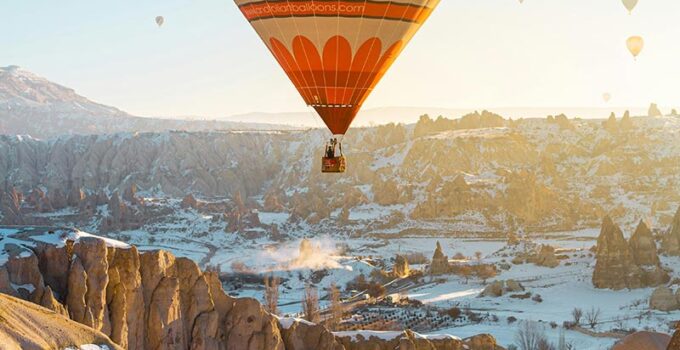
[93,216,680,349]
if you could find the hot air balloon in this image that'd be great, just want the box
[622,0,638,14]
[235,0,440,172]
[519,0,524,4]
[627,36,644,59]
[603,93,611,103]
[155,16,164,27]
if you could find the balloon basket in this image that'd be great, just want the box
[322,156,346,173]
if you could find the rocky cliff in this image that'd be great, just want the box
[0,226,498,350]
[0,292,124,350]
[1,109,680,236]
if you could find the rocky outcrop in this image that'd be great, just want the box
[593,217,668,289]
[528,245,559,268]
[630,221,660,266]
[480,280,525,298]
[593,217,644,290]
[620,111,634,131]
[335,330,465,350]
[334,330,504,350]
[668,327,680,350]
[649,103,663,118]
[264,191,286,212]
[662,207,680,255]
[430,242,450,275]
[611,331,670,350]
[393,255,410,278]
[464,334,505,350]
[0,226,502,350]
[0,293,124,350]
[279,318,343,350]
[181,194,200,210]
[649,286,678,312]
[629,221,669,286]
[0,187,24,225]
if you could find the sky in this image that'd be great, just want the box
[2,0,680,121]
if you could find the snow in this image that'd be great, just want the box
[30,228,130,249]
[277,316,315,329]
[11,283,35,293]
[64,345,111,350]
[334,330,460,342]
[428,127,510,140]
[0,227,130,266]
[258,212,290,226]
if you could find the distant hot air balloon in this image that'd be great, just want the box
[235,0,440,172]
[603,93,612,103]
[622,0,639,14]
[519,0,525,3]
[626,36,644,59]
[155,16,164,27]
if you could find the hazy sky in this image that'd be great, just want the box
[2,1,680,119]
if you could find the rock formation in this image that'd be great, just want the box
[480,280,525,298]
[592,216,644,290]
[334,330,504,350]
[264,191,286,212]
[181,194,201,210]
[649,286,678,312]
[279,318,343,350]
[0,226,502,350]
[662,206,680,255]
[528,245,560,268]
[0,187,23,225]
[610,331,670,350]
[0,293,124,350]
[620,111,634,131]
[668,327,680,350]
[430,242,450,275]
[649,103,663,118]
[393,255,410,278]
[629,221,669,286]
[630,220,660,266]
[335,330,465,350]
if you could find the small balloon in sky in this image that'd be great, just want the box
[626,36,644,59]
[622,0,638,14]
[603,93,612,103]
[518,0,524,4]
[155,16,165,27]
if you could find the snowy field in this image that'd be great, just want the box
[98,217,680,349]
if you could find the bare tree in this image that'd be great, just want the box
[515,321,542,350]
[302,285,320,323]
[264,274,279,315]
[326,283,343,331]
[571,308,583,326]
[585,307,601,329]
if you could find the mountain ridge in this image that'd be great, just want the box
[0,66,298,139]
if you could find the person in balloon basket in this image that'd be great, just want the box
[326,138,340,158]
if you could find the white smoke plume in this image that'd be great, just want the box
[257,237,350,272]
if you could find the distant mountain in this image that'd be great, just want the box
[0,66,297,139]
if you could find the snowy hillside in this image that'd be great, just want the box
[0,66,296,139]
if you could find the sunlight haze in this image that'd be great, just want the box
[2,1,679,124]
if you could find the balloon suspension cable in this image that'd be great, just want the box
[305,105,324,132]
